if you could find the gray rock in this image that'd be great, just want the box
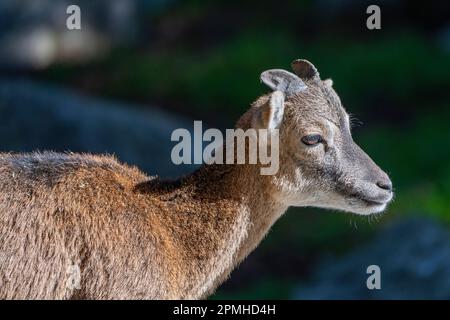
[0,78,198,178]
[294,217,450,299]
[0,0,171,68]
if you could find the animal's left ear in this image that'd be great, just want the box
[253,91,285,129]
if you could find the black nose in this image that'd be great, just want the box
[376,180,392,191]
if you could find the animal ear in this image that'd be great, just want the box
[253,91,285,129]
[323,78,333,87]
[260,69,307,96]
[291,59,320,81]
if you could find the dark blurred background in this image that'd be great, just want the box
[0,0,449,299]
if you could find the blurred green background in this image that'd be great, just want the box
[0,0,449,299]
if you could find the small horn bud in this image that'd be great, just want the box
[291,59,320,81]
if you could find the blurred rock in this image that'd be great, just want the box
[0,0,171,69]
[294,217,450,299]
[0,78,197,178]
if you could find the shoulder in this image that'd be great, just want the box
[1,151,127,172]
[0,151,149,188]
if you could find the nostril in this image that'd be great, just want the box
[376,181,392,191]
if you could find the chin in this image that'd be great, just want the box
[342,195,394,215]
[310,200,389,216]
[317,197,391,216]
[300,192,393,216]
[349,202,388,215]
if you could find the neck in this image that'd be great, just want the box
[224,165,287,260]
[179,163,288,297]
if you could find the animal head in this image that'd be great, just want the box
[240,59,393,215]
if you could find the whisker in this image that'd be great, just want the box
[348,113,364,129]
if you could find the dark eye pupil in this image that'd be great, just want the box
[301,134,322,145]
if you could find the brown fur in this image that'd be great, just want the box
[0,149,286,299]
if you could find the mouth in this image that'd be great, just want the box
[346,191,393,215]
[360,198,388,206]
[348,190,393,206]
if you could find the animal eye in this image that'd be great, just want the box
[301,134,323,146]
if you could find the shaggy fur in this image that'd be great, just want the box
[0,152,283,299]
[0,60,392,299]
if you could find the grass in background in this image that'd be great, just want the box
[44,31,449,116]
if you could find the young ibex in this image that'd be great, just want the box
[0,60,393,299]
